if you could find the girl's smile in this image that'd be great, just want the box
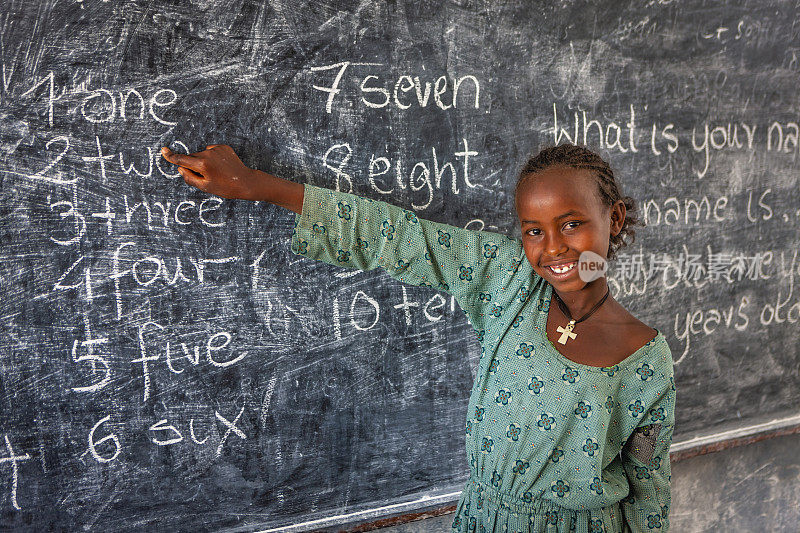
[544,260,578,278]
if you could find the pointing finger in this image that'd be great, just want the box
[161,147,202,171]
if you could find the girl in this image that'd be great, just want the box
[160,143,676,533]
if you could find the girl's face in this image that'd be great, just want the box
[515,165,625,290]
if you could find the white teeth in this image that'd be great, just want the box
[548,262,576,274]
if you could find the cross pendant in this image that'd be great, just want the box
[556,321,577,344]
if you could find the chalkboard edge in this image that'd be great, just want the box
[670,409,800,462]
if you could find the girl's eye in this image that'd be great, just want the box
[526,222,580,236]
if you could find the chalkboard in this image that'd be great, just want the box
[1,0,799,531]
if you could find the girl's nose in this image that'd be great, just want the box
[545,233,568,256]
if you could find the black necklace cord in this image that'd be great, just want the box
[553,286,610,324]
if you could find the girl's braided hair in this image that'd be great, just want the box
[515,144,642,262]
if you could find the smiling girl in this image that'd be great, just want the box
[161,143,676,533]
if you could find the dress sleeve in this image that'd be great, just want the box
[289,183,528,331]
[619,360,677,532]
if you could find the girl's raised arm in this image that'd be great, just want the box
[291,183,537,334]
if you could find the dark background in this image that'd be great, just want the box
[1,0,798,530]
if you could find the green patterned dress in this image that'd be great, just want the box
[290,184,676,533]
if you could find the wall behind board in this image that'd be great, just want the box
[1,0,798,531]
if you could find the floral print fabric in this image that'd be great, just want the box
[290,184,676,532]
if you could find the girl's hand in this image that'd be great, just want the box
[161,145,265,201]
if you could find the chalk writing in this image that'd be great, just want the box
[78,87,177,125]
[323,138,478,206]
[87,416,121,464]
[311,62,481,113]
[551,103,800,180]
[70,337,112,393]
[0,436,30,510]
[135,321,248,402]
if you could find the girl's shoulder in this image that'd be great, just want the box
[618,320,674,383]
[607,301,671,364]
[624,322,661,358]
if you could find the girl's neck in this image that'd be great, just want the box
[552,278,610,319]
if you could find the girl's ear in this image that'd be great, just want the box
[609,200,626,237]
